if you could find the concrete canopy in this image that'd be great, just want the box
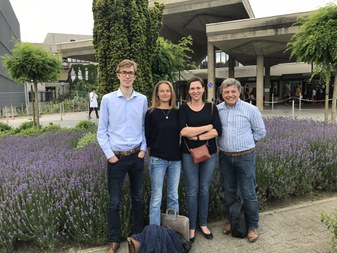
[57,0,254,63]
[157,0,254,62]
[206,12,309,66]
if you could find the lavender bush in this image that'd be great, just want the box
[256,117,337,202]
[1,117,337,252]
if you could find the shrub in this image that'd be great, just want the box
[321,211,337,250]
[41,124,62,133]
[1,117,337,251]
[75,120,97,131]
[76,132,98,149]
[0,122,12,132]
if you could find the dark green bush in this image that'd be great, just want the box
[0,122,12,132]
[321,211,337,250]
[41,124,62,133]
[76,132,97,149]
[75,120,97,132]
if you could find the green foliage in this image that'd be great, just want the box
[70,64,98,95]
[288,4,337,78]
[0,122,12,132]
[41,97,89,114]
[17,121,35,131]
[75,120,97,132]
[76,132,98,149]
[1,41,63,129]
[41,124,62,133]
[152,36,195,85]
[0,121,62,137]
[93,0,164,98]
[1,41,62,84]
[321,211,337,250]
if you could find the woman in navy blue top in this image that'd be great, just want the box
[145,80,181,226]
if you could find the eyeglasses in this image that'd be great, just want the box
[118,71,136,77]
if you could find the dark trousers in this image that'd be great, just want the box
[107,153,145,243]
[89,107,99,118]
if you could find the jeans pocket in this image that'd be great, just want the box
[242,152,256,161]
[150,156,162,164]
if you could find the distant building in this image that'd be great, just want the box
[0,0,24,117]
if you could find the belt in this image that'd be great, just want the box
[222,148,255,157]
[113,146,141,156]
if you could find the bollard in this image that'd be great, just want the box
[292,100,295,119]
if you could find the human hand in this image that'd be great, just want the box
[108,156,118,163]
[138,150,145,159]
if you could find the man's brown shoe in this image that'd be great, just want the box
[106,242,120,253]
[223,223,232,234]
[247,229,258,242]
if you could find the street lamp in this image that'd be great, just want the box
[61,82,64,96]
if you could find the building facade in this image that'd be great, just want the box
[0,0,25,116]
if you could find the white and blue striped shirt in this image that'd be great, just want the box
[217,99,266,152]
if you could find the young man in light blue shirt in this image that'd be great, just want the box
[97,59,147,253]
[217,78,266,243]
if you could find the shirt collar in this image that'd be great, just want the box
[116,88,138,98]
[224,98,241,109]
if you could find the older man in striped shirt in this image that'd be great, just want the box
[217,78,266,243]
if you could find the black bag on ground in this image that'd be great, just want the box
[229,198,248,238]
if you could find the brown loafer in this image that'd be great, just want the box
[248,229,258,242]
[223,223,232,234]
[106,242,120,253]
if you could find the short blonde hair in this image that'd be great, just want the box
[116,59,137,74]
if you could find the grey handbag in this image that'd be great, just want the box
[161,209,189,241]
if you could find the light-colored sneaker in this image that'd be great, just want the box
[223,223,232,234]
[248,229,259,242]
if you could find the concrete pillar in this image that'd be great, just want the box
[256,55,264,110]
[228,56,235,78]
[265,66,270,106]
[207,42,215,102]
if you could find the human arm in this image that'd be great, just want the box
[139,96,148,158]
[189,103,222,141]
[97,95,116,161]
[251,109,266,141]
[178,104,213,138]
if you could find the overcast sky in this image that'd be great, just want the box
[8,0,336,43]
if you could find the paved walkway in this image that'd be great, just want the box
[73,196,337,253]
[0,104,329,128]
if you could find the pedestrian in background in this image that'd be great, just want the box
[89,88,99,119]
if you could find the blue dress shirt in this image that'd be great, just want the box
[97,88,147,159]
[217,99,266,152]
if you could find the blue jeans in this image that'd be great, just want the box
[182,153,217,230]
[107,153,145,243]
[219,151,259,230]
[148,157,181,225]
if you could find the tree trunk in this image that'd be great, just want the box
[324,79,330,125]
[34,81,40,129]
[331,74,337,123]
[31,83,36,127]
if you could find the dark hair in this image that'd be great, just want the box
[186,77,206,102]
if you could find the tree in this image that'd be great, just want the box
[2,42,62,128]
[287,4,337,124]
[93,0,164,98]
[152,36,195,85]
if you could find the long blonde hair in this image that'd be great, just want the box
[150,80,177,109]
